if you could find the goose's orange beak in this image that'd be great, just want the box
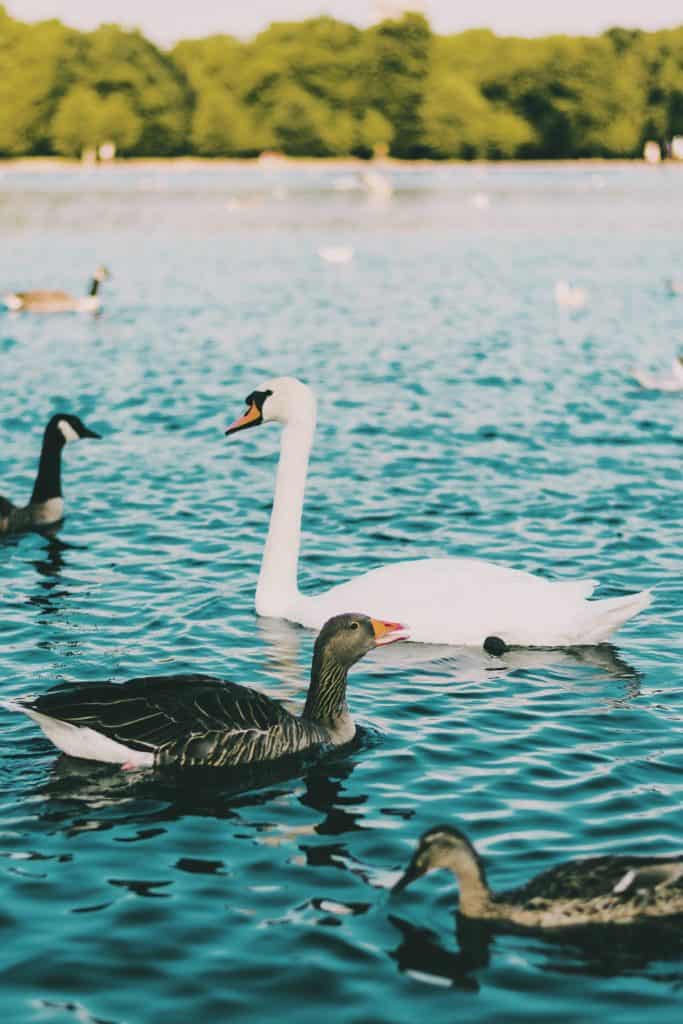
[225,402,261,436]
[371,619,410,646]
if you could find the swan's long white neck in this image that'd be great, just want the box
[255,412,315,617]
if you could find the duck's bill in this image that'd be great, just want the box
[225,402,261,436]
[392,858,422,893]
[81,427,101,439]
[371,619,410,646]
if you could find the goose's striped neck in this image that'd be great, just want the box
[303,650,349,730]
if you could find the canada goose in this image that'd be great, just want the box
[1,614,408,769]
[224,377,651,645]
[0,413,101,534]
[3,266,110,313]
[393,825,683,928]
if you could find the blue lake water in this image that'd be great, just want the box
[0,162,682,1022]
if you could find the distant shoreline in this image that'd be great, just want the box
[1,156,680,173]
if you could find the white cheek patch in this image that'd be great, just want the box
[58,419,80,443]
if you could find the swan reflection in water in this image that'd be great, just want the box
[257,615,641,695]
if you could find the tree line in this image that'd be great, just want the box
[1,5,682,160]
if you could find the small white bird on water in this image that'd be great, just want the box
[554,280,588,309]
[632,356,683,392]
[318,246,354,264]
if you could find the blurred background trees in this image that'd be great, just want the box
[0,4,682,160]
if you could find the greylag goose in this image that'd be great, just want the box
[2,614,408,769]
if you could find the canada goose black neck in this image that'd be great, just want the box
[30,420,65,503]
[88,277,100,297]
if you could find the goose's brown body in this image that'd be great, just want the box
[3,615,407,769]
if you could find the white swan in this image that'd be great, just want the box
[225,378,652,646]
[632,357,683,392]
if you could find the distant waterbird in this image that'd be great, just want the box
[393,824,683,928]
[3,266,110,314]
[318,246,354,264]
[471,192,490,210]
[632,356,683,392]
[554,280,588,310]
[0,414,101,534]
[224,377,652,646]
[1,614,408,769]
[361,169,393,200]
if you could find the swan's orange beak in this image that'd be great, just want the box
[225,402,261,436]
[371,619,410,646]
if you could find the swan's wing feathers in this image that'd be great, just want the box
[23,675,291,755]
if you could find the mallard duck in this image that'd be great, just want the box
[393,825,683,927]
[1,614,408,769]
[0,413,101,534]
[3,266,110,313]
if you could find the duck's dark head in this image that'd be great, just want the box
[46,414,101,445]
[393,825,484,893]
[315,613,409,669]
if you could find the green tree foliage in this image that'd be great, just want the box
[1,5,682,160]
[191,89,255,156]
[51,85,142,156]
[363,13,432,157]
[0,6,83,155]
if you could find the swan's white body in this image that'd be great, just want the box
[232,378,652,646]
[632,358,683,392]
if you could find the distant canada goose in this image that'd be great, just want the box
[0,413,101,534]
[1,614,408,769]
[393,825,683,928]
[632,356,683,392]
[3,266,110,313]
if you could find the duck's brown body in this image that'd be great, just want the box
[395,826,683,930]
